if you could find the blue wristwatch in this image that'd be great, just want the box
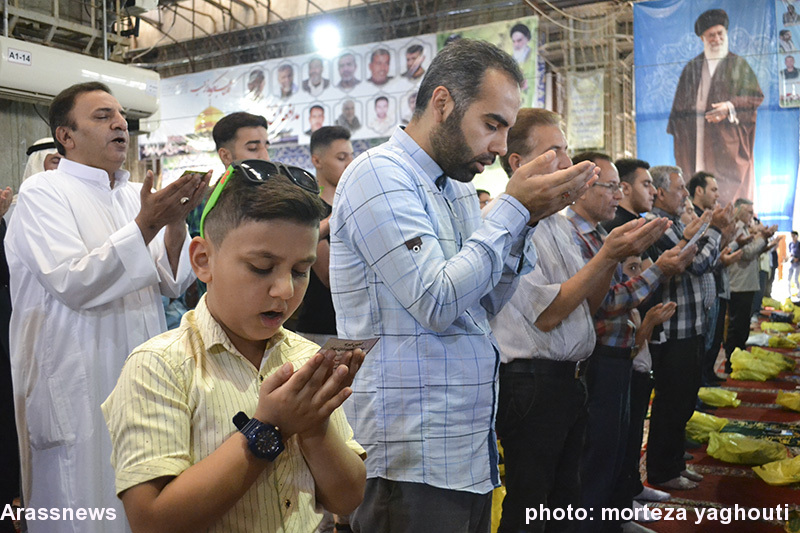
[233,412,284,461]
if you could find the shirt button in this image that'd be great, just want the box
[259,375,264,382]
[284,499,292,509]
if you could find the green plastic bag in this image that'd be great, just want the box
[752,455,800,486]
[768,335,797,349]
[763,296,783,309]
[776,391,800,413]
[697,387,741,408]
[761,321,796,333]
[751,346,796,372]
[730,348,782,381]
[685,411,729,443]
[707,432,788,465]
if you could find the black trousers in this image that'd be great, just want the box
[351,478,492,533]
[496,360,588,533]
[578,347,632,533]
[723,291,756,366]
[646,336,702,484]
[619,370,653,502]
[701,297,728,381]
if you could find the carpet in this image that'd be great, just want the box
[641,326,800,532]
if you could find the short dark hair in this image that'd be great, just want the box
[212,112,268,151]
[572,151,612,165]
[615,158,650,185]
[792,231,798,237]
[781,29,791,38]
[204,169,326,245]
[500,108,562,176]
[476,189,490,197]
[310,126,350,155]
[49,82,112,155]
[687,171,715,198]
[375,96,388,107]
[278,63,293,73]
[309,105,324,115]
[407,44,423,55]
[414,38,523,120]
[510,23,531,40]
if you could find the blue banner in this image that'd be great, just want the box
[634,0,798,229]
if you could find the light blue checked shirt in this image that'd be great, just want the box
[329,127,536,494]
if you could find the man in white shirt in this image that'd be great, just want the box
[7,82,206,533]
[491,109,668,533]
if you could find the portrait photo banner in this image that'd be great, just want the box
[634,0,799,229]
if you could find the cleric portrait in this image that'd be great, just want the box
[667,8,764,204]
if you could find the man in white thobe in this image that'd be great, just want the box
[6,82,208,533]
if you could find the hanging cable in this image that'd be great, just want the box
[524,0,627,34]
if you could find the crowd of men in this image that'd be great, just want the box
[0,31,784,533]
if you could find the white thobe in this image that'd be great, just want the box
[6,158,195,533]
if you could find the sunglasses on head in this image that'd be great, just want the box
[199,159,320,238]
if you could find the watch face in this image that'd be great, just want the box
[254,428,283,456]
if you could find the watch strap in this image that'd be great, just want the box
[233,411,284,461]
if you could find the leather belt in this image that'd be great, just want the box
[501,357,588,379]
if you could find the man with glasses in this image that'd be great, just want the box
[330,43,600,533]
[567,153,691,532]
[6,82,204,533]
[491,112,671,533]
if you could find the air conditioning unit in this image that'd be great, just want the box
[123,0,158,16]
[0,36,159,120]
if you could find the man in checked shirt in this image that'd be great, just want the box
[566,152,693,532]
[644,165,733,491]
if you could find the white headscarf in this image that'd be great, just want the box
[8,138,59,219]
[22,137,58,181]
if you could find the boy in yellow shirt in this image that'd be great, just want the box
[103,160,366,532]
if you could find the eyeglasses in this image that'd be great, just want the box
[199,159,320,238]
[593,182,623,193]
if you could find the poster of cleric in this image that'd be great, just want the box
[634,0,799,229]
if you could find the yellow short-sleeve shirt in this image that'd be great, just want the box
[102,296,364,532]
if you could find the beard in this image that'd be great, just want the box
[429,108,495,183]
[703,40,729,60]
